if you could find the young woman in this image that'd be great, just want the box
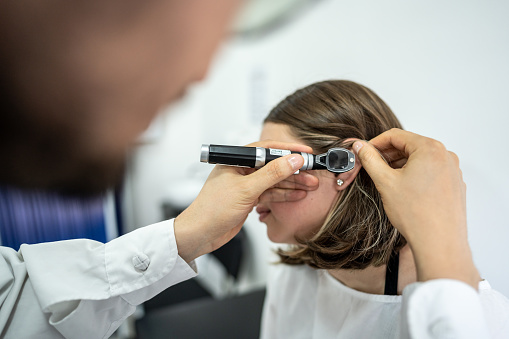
[258,80,509,338]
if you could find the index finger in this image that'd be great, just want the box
[247,139,313,154]
[273,172,319,191]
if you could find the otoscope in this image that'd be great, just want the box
[200,144,355,173]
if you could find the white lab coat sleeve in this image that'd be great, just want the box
[13,218,196,339]
[400,279,491,339]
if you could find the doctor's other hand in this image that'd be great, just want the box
[352,129,480,289]
[174,140,315,263]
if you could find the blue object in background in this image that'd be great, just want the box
[0,186,107,250]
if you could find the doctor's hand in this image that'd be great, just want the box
[352,129,480,289]
[174,140,316,263]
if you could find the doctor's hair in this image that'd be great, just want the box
[264,79,406,270]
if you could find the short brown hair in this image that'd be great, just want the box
[265,80,406,270]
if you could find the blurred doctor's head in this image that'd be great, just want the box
[0,0,239,195]
[258,80,406,270]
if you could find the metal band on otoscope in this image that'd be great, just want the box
[255,147,265,168]
[302,152,313,170]
[200,144,210,163]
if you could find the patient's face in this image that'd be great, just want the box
[258,123,339,245]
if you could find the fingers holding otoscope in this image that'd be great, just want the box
[200,142,356,174]
[200,140,321,204]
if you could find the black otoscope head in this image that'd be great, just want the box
[313,148,355,173]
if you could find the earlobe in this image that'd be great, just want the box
[335,157,362,191]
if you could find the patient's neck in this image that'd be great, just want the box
[327,245,417,295]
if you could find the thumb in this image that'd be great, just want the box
[352,140,393,184]
[248,154,304,197]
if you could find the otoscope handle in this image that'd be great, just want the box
[204,145,259,168]
[200,144,318,170]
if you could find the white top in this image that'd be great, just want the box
[261,263,509,339]
[0,218,197,339]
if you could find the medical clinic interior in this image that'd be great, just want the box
[1,0,508,338]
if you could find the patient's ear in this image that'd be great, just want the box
[334,153,362,191]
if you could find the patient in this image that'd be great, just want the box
[257,80,509,338]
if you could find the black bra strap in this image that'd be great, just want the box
[384,251,399,296]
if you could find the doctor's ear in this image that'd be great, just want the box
[334,156,362,191]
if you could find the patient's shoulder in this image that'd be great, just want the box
[267,263,319,293]
[269,262,317,280]
[265,263,319,314]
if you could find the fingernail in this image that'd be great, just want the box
[287,154,302,170]
[353,141,364,154]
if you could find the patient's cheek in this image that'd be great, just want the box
[276,203,321,238]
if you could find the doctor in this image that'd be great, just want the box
[0,0,492,338]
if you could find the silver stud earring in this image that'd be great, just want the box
[337,179,344,186]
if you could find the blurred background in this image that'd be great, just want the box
[1,0,507,338]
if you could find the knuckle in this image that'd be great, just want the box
[449,151,460,165]
[265,189,282,203]
[428,138,446,152]
[424,139,448,163]
[283,190,291,201]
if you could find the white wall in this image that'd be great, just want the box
[124,0,509,296]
